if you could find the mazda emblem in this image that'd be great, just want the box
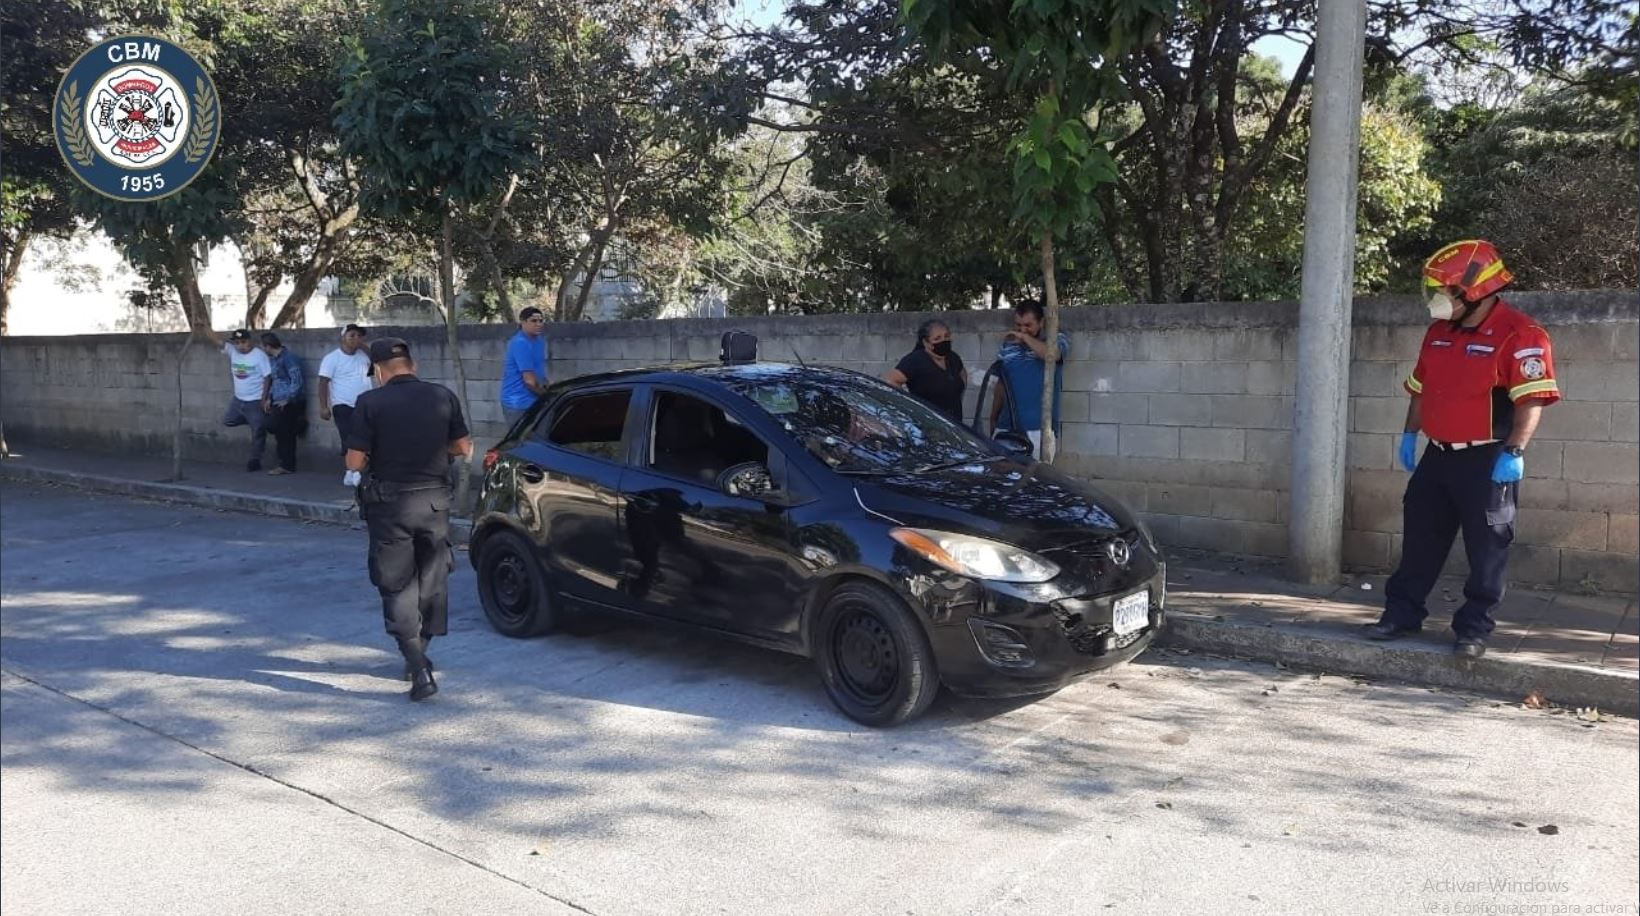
[1105,538,1131,567]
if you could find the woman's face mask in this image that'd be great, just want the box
[930,339,953,357]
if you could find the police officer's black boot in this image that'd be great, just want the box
[1363,620,1419,641]
[1454,638,1487,659]
[403,636,434,682]
[400,638,437,701]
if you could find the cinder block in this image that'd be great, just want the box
[1061,422,1119,457]
[1351,325,1424,362]
[1605,360,1638,402]
[1612,403,1638,442]
[1148,483,1213,517]
[1147,394,1213,426]
[1522,441,1564,480]
[1213,330,1283,361]
[1212,487,1278,523]
[1137,512,1181,547]
[1174,516,1287,557]
[1608,515,1639,556]
[1180,427,1246,461]
[1118,361,1181,393]
[1536,401,1611,442]
[1210,395,1291,430]
[1118,424,1179,459]
[1347,481,1404,533]
[1062,360,1121,393]
[1349,361,1405,397]
[1086,393,1150,424]
[1560,549,1639,593]
[1550,324,1620,361]
[1352,397,1410,434]
[1347,432,1396,471]
[1508,545,1565,588]
[1343,529,1392,571]
[1563,482,1640,516]
[1245,360,1294,396]
[1246,429,1294,468]
[1058,390,1090,423]
[1516,509,1610,551]
[1180,362,1247,394]
[1563,441,1639,484]
[840,334,888,363]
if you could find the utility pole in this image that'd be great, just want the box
[1288,0,1367,584]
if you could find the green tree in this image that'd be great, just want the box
[902,0,1177,461]
[336,0,529,502]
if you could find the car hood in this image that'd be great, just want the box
[854,459,1138,550]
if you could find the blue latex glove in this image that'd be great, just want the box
[1398,431,1418,472]
[1492,450,1524,483]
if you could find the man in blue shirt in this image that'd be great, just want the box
[988,299,1070,455]
[500,307,550,427]
[260,332,306,476]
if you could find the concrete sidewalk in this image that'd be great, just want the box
[2,446,1634,716]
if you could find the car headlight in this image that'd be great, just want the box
[890,528,1061,583]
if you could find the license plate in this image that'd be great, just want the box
[1112,590,1150,635]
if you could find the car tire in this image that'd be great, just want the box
[815,581,939,727]
[476,529,556,638]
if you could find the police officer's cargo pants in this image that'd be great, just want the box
[365,484,453,663]
[1383,443,1516,640]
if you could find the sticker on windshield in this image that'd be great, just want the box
[749,385,799,415]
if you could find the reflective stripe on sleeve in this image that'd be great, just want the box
[1509,380,1559,401]
[1405,374,1423,395]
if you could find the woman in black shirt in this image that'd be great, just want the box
[884,319,967,423]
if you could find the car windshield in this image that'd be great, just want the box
[725,367,1000,474]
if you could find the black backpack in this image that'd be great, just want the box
[720,330,758,364]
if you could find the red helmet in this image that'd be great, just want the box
[1423,240,1513,301]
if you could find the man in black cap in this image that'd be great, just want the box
[345,337,473,700]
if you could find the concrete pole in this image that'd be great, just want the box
[1288,0,1367,584]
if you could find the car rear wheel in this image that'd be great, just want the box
[476,530,556,638]
[815,581,939,727]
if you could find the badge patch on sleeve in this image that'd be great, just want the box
[1520,356,1546,380]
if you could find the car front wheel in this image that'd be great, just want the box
[815,581,939,727]
[476,529,557,638]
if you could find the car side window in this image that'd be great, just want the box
[650,391,769,486]
[544,389,631,462]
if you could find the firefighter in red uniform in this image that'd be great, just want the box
[1366,240,1560,658]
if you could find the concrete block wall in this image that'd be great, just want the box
[3,291,1634,591]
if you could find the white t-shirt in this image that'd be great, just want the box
[223,343,272,401]
[318,347,373,408]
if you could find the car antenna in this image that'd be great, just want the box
[793,348,807,368]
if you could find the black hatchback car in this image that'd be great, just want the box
[471,363,1164,726]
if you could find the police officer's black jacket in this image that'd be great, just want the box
[344,375,469,484]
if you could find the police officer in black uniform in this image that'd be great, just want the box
[344,337,473,700]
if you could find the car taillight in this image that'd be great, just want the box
[483,448,500,472]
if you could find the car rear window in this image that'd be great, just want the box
[545,389,630,461]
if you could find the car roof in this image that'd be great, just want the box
[564,362,871,390]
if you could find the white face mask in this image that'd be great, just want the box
[1427,291,1460,321]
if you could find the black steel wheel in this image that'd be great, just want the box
[476,529,556,638]
[815,581,939,727]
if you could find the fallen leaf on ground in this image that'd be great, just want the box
[1538,825,1559,836]
[1107,682,1121,689]
[1511,822,1527,828]
[1522,689,1550,709]
[1155,801,1173,810]
[1165,777,1185,789]
[1186,667,1204,678]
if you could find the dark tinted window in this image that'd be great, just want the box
[649,391,768,485]
[545,389,630,461]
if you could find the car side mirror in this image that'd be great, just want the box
[719,462,776,499]
[993,431,1035,460]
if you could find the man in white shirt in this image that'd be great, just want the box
[206,328,273,471]
[319,324,374,483]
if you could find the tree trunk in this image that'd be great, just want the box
[169,242,212,481]
[1038,231,1060,464]
[2,229,31,336]
[441,211,474,514]
[269,215,356,330]
[571,230,613,323]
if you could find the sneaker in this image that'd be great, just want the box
[267,467,292,476]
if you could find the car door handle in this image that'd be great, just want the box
[518,463,545,483]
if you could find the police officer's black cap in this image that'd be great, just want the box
[229,329,252,341]
[368,337,412,364]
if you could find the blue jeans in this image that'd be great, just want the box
[222,398,267,466]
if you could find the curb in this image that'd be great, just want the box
[1158,613,1639,718]
[5,462,1633,716]
[0,463,473,543]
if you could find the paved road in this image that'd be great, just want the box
[3,483,1636,916]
